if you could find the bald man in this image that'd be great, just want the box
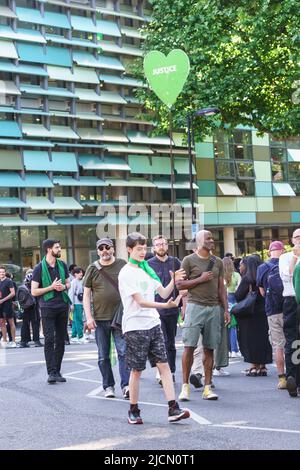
[177,230,230,401]
[279,228,300,397]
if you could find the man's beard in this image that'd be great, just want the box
[52,251,61,258]
[101,253,112,261]
[155,250,168,258]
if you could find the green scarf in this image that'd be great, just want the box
[293,263,300,304]
[41,256,69,303]
[129,257,161,283]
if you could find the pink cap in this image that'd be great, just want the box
[269,240,284,251]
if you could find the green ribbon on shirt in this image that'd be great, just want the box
[128,258,161,283]
[293,263,300,304]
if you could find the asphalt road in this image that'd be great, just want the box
[1,334,300,451]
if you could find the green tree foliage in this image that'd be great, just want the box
[135,0,300,137]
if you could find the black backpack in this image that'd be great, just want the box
[265,262,284,315]
[16,285,36,310]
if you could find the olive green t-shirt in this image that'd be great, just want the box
[181,253,224,306]
[83,258,126,321]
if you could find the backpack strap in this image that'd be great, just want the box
[93,261,119,293]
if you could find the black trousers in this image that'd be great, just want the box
[21,306,40,343]
[41,307,69,375]
[283,296,300,385]
[160,314,178,373]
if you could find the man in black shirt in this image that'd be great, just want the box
[32,239,70,384]
[148,235,181,381]
[0,266,16,347]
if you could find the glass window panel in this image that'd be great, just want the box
[236,162,255,179]
[73,225,97,247]
[288,162,300,180]
[216,160,236,179]
[271,147,287,162]
[270,135,285,147]
[290,182,300,195]
[47,225,68,246]
[271,162,287,181]
[237,181,255,196]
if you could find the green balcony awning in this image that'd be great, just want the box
[75,88,126,104]
[17,43,72,67]
[96,19,121,38]
[70,15,98,33]
[0,138,54,147]
[154,179,198,189]
[0,40,18,59]
[0,61,48,76]
[24,151,78,172]
[0,150,22,170]
[127,131,172,146]
[16,7,71,29]
[287,149,300,162]
[96,55,125,72]
[98,41,143,57]
[104,144,153,154]
[0,6,17,18]
[45,33,98,49]
[217,182,242,196]
[0,172,24,187]
[0,121,22,138]
[101,130,128,143]
[77,128,102,140]
[27,196,82,210]
[22,124,79,139]
[23,173,54,188]
[129,156,170,175]
[47,65,99,84]
[174,158,196,175]
[0,198,28,208]
[79,155,130,171]
[73,51,101,68]
[51,152,78,172]
[0,216,57,227]
[105,177,155,187]
[20,84,76,98]
[97,7,143,21]
[0,25,46,43]
[99,74,145,88]
[97,214,156,226]
[53,176,107,187]
[0,80,21,95]
[272,182,296,197]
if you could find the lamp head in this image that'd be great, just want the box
[195,107,220,117]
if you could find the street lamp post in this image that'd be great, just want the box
[187,107,221,238]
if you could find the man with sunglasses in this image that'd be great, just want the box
[83,238,130,399]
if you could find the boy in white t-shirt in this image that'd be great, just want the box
[118,232,190,425]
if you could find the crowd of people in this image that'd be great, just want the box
[1,227,300,425]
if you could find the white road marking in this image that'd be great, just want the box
[188,410,212,425]
[213,424,300,434]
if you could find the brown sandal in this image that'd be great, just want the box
[257,367,268,376]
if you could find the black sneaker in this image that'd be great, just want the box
[55,372,67,383]
[18,342,30,348]
[189,373,203,389]
[47,374,57,384]
[168,403,190,423]
[128,408,143,424]
[286,376,298,397]
[34,341,43,347]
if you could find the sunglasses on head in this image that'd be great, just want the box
[98,244,112,251]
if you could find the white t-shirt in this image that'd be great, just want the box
[118,263,162,334]
[279,251,300,297]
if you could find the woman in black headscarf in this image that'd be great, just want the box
[235,255,272,376]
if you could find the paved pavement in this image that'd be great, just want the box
[1,335,300,450]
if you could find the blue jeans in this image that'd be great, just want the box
[95,320,130,390]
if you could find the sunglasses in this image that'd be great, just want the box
[98,244,112,251]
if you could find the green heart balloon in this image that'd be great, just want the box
[143,49,190,108]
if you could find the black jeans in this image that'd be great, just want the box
[21,305,40,343]
[160,315,178,373]
[283,296,300,385]
[41,307,69,375]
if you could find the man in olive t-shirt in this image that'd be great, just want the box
[176,230,230,401]
[83,238,130,399]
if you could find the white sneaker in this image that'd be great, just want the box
[122,386,130,400]
[78,337,89,344]
[8,341,17,348]
[104,386,115,398]
[213,368,230,376]
[88,333,95,340]
[202,385,218,400]
[230,351,240,358]
[70,337,79,344]
[178,383,190,401]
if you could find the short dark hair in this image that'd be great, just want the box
[42,239,60,254]
[0,266,6,272]
[5,272,12,279]
[126,232,147,249]
[73,267,84,275]
[69,264,77,273]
